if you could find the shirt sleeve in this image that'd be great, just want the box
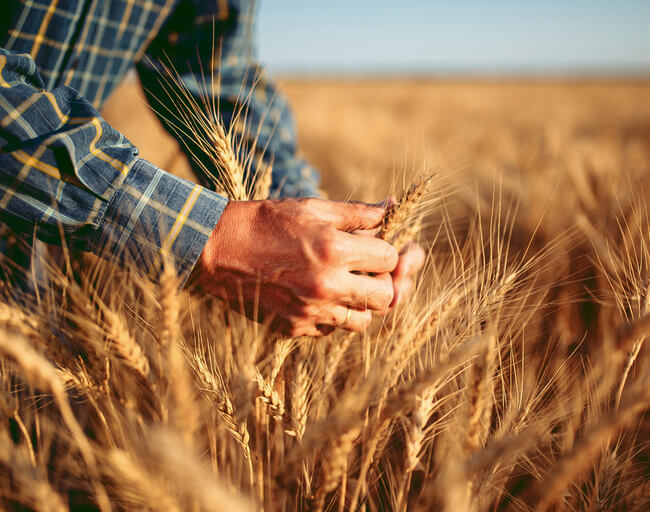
[136,0,321,199]
[0,48,228,284]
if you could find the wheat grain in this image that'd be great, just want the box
[378,174,434,243]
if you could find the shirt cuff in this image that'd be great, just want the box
[91,158,228,287]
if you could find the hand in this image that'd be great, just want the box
[349,198,425,310]
[190,198,399,336]
[390,242,426,307]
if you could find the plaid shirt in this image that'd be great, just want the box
[0,0,320,285]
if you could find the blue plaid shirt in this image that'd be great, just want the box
[0,0,320,284]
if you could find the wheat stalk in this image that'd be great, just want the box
[615,282,650,405]
[191,352,253,469]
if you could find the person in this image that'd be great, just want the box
[0,0,424,336]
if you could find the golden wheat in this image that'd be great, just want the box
[0,79,649,511]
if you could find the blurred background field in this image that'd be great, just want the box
[105,79,650,194]
[103,76,650,237]
[281,78,650,202]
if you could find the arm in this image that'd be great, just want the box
[0,48,228,284]
[135,1,423,332]
[0,46,398,337]
[137,0,320,199]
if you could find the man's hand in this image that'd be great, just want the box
[390,242,426,307]
[191,198,401,336]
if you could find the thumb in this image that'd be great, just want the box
[315,200,386,232]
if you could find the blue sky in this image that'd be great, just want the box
[258,1,650,74]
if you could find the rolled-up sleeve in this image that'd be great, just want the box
[94,157,227,284]
[0,48,227,284]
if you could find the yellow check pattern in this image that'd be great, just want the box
[0,0,320,285]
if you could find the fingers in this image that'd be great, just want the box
[350,227,379,237]
[311,306,374,335]
[338,231,399,273]
[341,272,394,312]
[389,244,425,307]
[277,302,374,337]
[329,305,373,332]
[391,276,414,307]
[310,199,386,232]
[392,243,426,279]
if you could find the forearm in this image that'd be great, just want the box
[0,48,228,283]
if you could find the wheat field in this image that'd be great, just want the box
[1,77,650,511]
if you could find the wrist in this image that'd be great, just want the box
[190,200,263,286]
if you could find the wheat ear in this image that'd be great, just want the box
[252,161,273,200]
[103,307,151,381]
[0,430,67,512]
[531,379,650,510]
[615,282,649,406]
[107,449,181,512]
[159,265,197,442]
[465,332,497,453]
[204,119,247,200]
[288,359,309,442]
[254,369,285,419]
[322,331,355,392]
[378,174,433,242]
[312,428,358,512]
[0,332,111,512]
[192,353,253,467]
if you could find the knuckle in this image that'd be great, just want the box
[290,306,310,323]
[330,309,342,325]
[302,197,324,215]
[287,316,315,337]
[352,311,372,332]
[313,227,339,263]
[274,198,301,218]
[350,201,366,215]
[280,197,299,207]
[318,308,338,326]
[301,304,321,322]
[302,197,319,209]
[383,243,399,270]
[380,281,395,310]
[288,325,304,337]
[352,200,377,217]
[307,274,333,300]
